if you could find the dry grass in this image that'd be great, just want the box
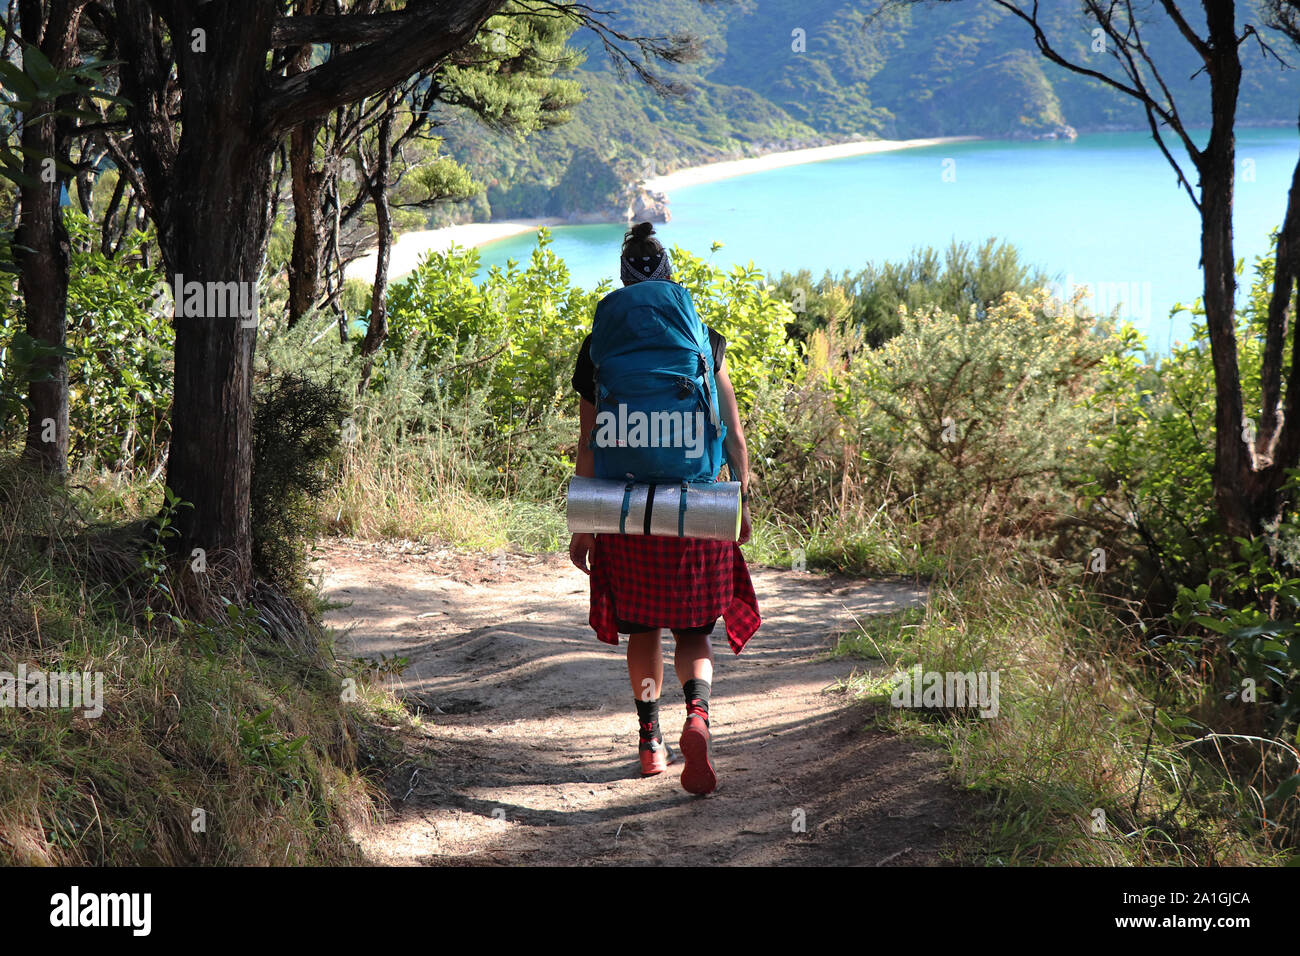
[830,549,1298,866]
[0,457,396,865]
[324,428,567,553]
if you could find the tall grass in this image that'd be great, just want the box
[829,550,1298,865]
[0,457,405,865]
[324,422,569,552]
[260,309,572,555]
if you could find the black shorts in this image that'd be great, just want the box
[616,617,716,639]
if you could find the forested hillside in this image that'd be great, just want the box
[437,0,1300,221]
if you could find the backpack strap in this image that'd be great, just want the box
[619,477,635,535]
[699,352,720,430]
[643,482,658,536]
[678,480,689,537]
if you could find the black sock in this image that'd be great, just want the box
[635,697,661,744]
[683,678,711,724]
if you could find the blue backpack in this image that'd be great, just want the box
[588,280,727,483]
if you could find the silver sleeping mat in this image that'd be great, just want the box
[566,476,741,542]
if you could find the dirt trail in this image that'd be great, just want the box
[316,538,973,866]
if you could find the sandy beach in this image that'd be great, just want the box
[345,217,564,282]
[344,135,978,283]
[641,135,979,194]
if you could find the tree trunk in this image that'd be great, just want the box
[100,170,127,257]
[286,119,328,328]
[1258,113,1300,471]
[164,153,272,592]
[16,0,83,475]
[1247,145,1300,533]
[285,3,327,329]
[1200,3,1252,540]
[357,106,394,394]
[109,0,506,592]
[155,4,280,592]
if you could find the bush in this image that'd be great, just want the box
[1085,239,1300,741]
[380,229,598,497]
[1087,248,1281,608]
[374,230,801,501]
[0,211,172,473]
[760,287,1132,555]
[668,244,799,447]
[251,372,348,592]
[768,238,1051,347]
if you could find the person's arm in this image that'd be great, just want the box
[715,360,753,545]
[569,398,597,572]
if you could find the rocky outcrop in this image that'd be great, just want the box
[625,185,670,223]
[1009,123,1077,141]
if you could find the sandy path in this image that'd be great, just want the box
[316,538,973,866]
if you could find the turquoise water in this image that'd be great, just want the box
[475,130,1300,353]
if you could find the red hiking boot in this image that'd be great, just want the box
[639,736,674,776]
[679,706,717,795]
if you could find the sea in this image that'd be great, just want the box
[473,128,1300,354]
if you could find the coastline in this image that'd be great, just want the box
[641,135,981,194]
[343,135,980,283]
[345,217,565,282]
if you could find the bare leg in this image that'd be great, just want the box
[626,629,663,702]
[673,633,714,686]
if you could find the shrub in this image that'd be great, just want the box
[669,244,799,430]
[251,372,348,592]
[380,229,598,497]
[1086,247,1283,607]
[768,238,1051,346]
[375,230,800,500]
[0,211,172,472]
[832,288,1129,551]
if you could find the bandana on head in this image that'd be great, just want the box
[621,248,673,284]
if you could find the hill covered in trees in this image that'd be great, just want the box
[435,0,1300,222]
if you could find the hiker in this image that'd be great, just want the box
[569,221,761,796]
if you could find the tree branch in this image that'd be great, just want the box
[258,0,506,137]
[994,0,1202,204]
[271,8,431,47]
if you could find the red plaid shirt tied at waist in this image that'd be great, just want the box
[588,533,761,653]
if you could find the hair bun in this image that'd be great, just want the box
[630,221,655,240]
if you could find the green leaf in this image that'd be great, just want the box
[0,60,37,101]
[1192,615,1236,635]
[1266,773,1300,805]
[22,46,59,88]
[1226,621,1299,640]
[51,108,103,124]
[86,91,130,107]
[0,164,40,190]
